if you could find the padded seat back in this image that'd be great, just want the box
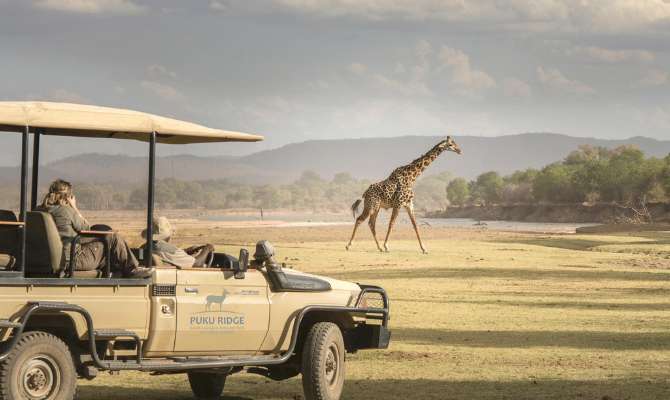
[0,210,17,222]
[0,210,19,269]
[131,248,164,268]
[26,211,63,276]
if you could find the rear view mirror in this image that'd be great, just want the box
[235,249,249,279]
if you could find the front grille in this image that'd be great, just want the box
[151,284,176,297]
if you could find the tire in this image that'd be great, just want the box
[0,331,77,400]
[301,322,346,400]
[187,372,227,399]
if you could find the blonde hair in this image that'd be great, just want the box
[41,179,73,207]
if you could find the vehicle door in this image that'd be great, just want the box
[174,268,270,354]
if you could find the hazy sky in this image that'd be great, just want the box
[0,0,669,163]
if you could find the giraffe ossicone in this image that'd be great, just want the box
[345,136,462,253]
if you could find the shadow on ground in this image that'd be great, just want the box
[80,377,670,400]
[79,385,252,400]
[395,297,670,312]
[393,328,670,350]
[499,234,670,252]
[330,266,670,282]
[341,378,670,400]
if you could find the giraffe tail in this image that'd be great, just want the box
[351,199,362,219]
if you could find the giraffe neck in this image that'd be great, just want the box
[394,144,447,183]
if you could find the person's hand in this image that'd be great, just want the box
[184,245,201,255]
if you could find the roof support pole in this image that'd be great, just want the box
[145,131,156,268]
[30,130,41,210]
[19,126,29,275]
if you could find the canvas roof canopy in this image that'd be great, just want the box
[0,101,264,144]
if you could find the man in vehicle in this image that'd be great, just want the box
[142,216,215,268]
[39,179,153,278]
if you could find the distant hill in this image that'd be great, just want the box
[1,133,669,185]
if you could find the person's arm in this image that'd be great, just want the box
[68,195,90,232]
[184,245,204,255]
[184,244,214,255]
[167,248,196,269]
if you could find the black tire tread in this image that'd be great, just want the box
[187,372,227,399]
[301,322,345,400]
[0,331,77,400]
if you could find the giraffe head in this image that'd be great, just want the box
[438,136,462,154]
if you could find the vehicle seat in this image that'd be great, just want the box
[25,211,100,279]
[0,210,19,270]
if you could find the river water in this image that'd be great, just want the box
[206,213,597,234]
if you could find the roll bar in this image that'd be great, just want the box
[6,126,158,276]
[0,102,264,277]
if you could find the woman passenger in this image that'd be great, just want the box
[39,179,153,278]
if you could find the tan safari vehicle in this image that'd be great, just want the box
[0,102,390,400]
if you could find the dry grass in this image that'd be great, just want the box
[79,216,670,400]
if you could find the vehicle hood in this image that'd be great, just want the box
[282,268,361,292]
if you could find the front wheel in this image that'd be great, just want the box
[0,331,77,400]
[301,322,346,400]
[187,372,226,400]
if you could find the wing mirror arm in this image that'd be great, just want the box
[235,249,249,279]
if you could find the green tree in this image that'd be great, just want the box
[599,146,645,202]
[155,179,177,208]
[501,168,537,204]
[471,171,503,205]
[564,145,610,166]
[504,168,539,185]
[127,187,147,210]
[446,178,469,206]
[637,157,666,202]
[74,183,108,210]
[532,164,577,203]
[414,172,452,210]
[255,185,282,209]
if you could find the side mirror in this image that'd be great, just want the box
[235,249,249,279]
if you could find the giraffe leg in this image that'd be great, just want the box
[383,207,400,252]
[346,202,371,250]
[368,208,383,252]
[405,204,427,254]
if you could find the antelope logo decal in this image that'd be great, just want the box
[191,289,245,330]
[206,289,230,312]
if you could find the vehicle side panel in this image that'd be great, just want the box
[261,288,354,352]
[0,283,150,340]
[173,269,270,355]
[143,268,177,356]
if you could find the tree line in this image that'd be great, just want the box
[0,171,451,212]
[447,145,670,210]
[0,145,668,213]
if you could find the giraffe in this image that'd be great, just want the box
[346,137,462,254]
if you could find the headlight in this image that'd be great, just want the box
[357,294,368,308]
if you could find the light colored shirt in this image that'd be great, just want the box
[152,240,195,269]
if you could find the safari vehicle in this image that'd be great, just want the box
[0,102,390,400]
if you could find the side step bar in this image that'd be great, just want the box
[93,329,143,363]
[0,320,21,329]
[103,355,283,372]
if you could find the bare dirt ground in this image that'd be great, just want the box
[78,211,670,400]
